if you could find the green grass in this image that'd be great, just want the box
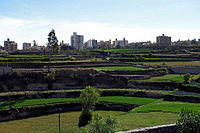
[0,111,178,133]
[94,66,146,70]
[99,96,158,105]
[138,74,184,83]
[0,98,80,109]
[112,74,146,77]
[99,48,156,53]
[0,88,170,97]
[132,101,200,113]
[0,96,158,109]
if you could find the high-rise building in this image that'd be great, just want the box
[86,39,98,49]
[4,38,18,53]
[23,42,31,50]
[71,32,84,50]
[156,34,171,46]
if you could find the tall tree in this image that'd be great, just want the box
[47,29,59,54]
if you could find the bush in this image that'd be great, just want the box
[88,113,118,133]
[78,86,99,127]
[78,109,93,128]
[176,109,200,133]
[184,73,191,84]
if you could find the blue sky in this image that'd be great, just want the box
[0,0,200,48]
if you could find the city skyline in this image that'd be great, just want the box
[1,0,200,49]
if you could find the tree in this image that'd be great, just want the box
[47,29,59,54]
[176,109,200,133]
[78,86,99,127]
[88,114,118,133]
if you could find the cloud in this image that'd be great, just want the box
[0,16,200,49]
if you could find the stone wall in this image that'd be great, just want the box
[170,66,200,74]
[118,124,177,133]
[128,81,178,91]
[0,68,127,92]
[0,67,12,75]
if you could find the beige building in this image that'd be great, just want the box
[23,42,32,50]
[156,34,171,46]
[4,38,18,53]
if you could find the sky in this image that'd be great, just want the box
[0,0,200,49]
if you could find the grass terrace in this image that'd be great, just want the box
[0,96,158,109]
[136,74,184,83]
[2,96,200,133]
[94,66,146,70]
[132,100,200,113]
[100,48,158,53]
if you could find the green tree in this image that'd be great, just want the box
[176,109,200,133]
[88,114,118,133]
[78,86,99,127]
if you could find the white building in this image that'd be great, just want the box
[86,39,98,49]
[71,32,84,50]
[23,42,32,50]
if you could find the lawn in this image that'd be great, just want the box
[99,96,158,105]
[94,66,146,70]
[132,101,200,113]
[139,74,184,83]
[0,111,178,133]
[0,96,158,109]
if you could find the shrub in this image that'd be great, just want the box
[44,69,56,90]
[184,73,191,84]
[80,86,99,111]
[78,109,93,128]
[78,86,99,127]
[88,113,118,133]
[176,109,200,133]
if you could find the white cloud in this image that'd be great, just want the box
[0,16,200,49]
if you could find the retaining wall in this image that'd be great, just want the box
[118,124,177,133]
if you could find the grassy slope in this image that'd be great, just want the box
[0,96,158,109]
[0,111,178,133]
[94,66,146,70]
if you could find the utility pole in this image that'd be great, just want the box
[58,112,61,133]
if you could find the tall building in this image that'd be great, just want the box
[4,38,18,53]
[23,42,31,50]
[114,38,128,48]
[86,39,98,49]
[71,32,84,50]
[156,34,171,46]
